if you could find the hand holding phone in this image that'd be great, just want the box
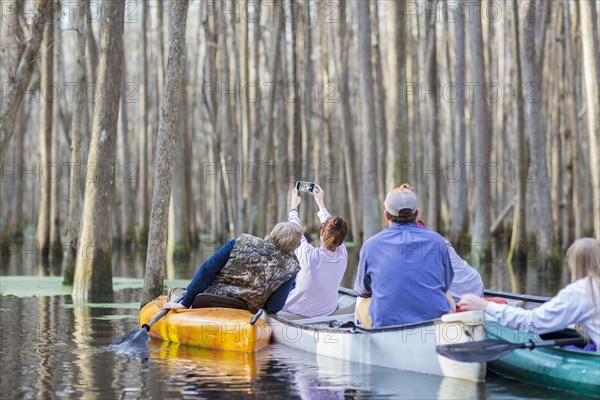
[295,181,315,193]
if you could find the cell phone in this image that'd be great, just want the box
[296,181,315,193]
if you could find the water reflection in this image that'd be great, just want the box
[0,294,579,399]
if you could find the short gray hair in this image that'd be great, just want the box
[270,222,303,254]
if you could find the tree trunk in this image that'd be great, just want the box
[425,0,441,232]
[85,0,98,82]
[49,13,63,261]
[35,4,55,260]
[138,0,150,244]
[387,0,410,191]
[450,0,469,243]
[257,0,284,235]
[580,0,600,239]
[168,57,191,261]
[141,0,190,307]
[509,0,528,264]
[72,0,125,301]
[372,1,387,201]
[0,0,49,164]
[357,0,380,240]
[64,0,87,284]
[468,0,492,259]
[518,0,554,268]
[289,0,302,189]
[247,0,262,233]
[118,46,134,243]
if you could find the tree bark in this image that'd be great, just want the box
[357,0,380,240]
[450,0,469,242]
[35,3,55,260]
[72,0,125,301]
[580,0,600,239]
[257,0,284,235]
[64,0,87,284]
[118,45,134,243]
[168,56,192,261]
[138,0,150,244]
[0,0,49,165]
[518,0,554,268]
[425,0,441,232]
[141,0,190,307]
[372,1,387,201]
[387,0,410,191]
[468,0,492,258]
[509,0,528,264]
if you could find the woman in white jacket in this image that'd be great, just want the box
[459,237,600,347]
[283,185,348,317]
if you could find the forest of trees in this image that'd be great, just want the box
[0,0,598,299]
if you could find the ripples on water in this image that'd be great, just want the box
[0,242,575,399]
[0,292,575,399]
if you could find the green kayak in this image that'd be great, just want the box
[485,321,600,397]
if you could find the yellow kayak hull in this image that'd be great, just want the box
[140,296,272,352]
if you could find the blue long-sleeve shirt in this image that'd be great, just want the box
[180,239,296,314]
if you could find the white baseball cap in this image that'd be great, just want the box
[384,187,418,216]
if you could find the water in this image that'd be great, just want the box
[0,242,577,399]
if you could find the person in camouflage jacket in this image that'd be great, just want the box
[163,222,303,313]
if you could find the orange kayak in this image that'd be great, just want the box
[139,296,272,352]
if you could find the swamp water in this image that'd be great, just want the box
[0,243,577,399]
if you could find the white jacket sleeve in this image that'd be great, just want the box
[485,283,585,335]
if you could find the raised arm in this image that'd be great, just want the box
[313,184,333,225]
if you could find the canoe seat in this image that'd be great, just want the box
[191,293,249,310]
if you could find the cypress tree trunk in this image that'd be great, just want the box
[142,0,190,307]
[518,0,554,268]
[580,1,600,239]
[35,3,55,260]
[72,0,125,300]
[357,0,380,240]
[468,0,492,260]
[64,0,87,284]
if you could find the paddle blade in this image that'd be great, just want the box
[436,339,522,363]
[110,328,150,350]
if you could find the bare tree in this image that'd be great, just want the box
[138,0,150,243]
[386,1,410,190]
[469,0,492,259]
[425,0,441,231]
[35,2,55,260]
[72,0,125,300]
[358,0,380,240]
[508,0,528,264]
[450,0,469,243]
[118,45,134,242]
[579,0,600,239]
[518,0,554,267]
[0,0,50,164]
[142,0,190,307]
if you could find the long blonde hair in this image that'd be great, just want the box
[566,238,600,340]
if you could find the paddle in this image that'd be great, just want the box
[436,337,587,363]
[110,293,185,350]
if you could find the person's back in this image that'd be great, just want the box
[206,233,300,312]
[354,185,454,328]
[355,223,453,327]
[283,185,349,317]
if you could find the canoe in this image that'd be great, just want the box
[139,296,272,352]
[265,288,488,382]
[481,303,600,397]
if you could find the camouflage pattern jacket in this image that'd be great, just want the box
[205,234,300,312]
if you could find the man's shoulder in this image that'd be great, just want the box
[418,227,448,245]
[362,229,388,249]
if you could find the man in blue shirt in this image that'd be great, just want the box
[354,184,454,328]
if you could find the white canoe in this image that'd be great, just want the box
[265,288,487,382]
